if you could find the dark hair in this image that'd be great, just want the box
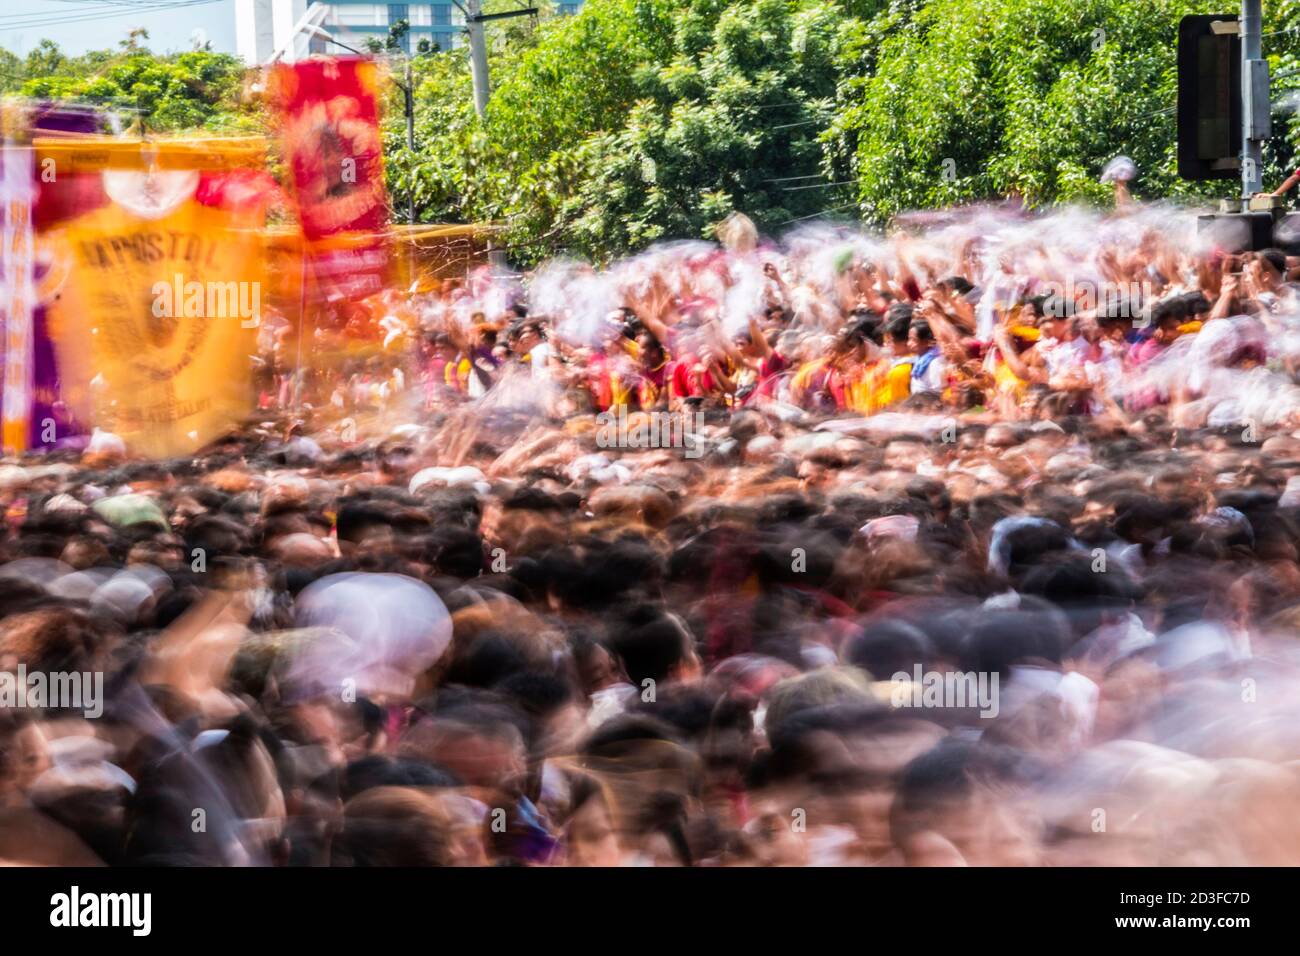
[884,302,914,327]
[1150,296,1188,329]
[424,526,485,578]
[334,787,456,867]
[1259,248,1287,276]
[1037,294,1075,320]
[341,756,461,801]
[963,604,1070,679]
[1180,290,1212,316]
[890,738,1040,844]
[841,316,880,347]
[884,311,911,343]
[844,620,936,679]
[606,605,694,687]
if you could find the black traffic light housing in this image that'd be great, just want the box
[1178,14,1242,181]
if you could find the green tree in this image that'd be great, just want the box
[23,39,65,78]
[17,45,257,134]
[525,0,851,260]
[0,48,22,94]
[388,19,411,51]
[830,0,1300,223]
[388,0,863,262]
[9,2,1300,262]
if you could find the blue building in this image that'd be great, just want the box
[313,3,461,53]
[311,2,583,55]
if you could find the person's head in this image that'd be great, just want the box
[938,276,974,297]
[907,320,935,355]
[558,772,623,867]
[425,332,456,362]
[1150,297,1186,344]
[764,304,791,327]
[635,328,666,365]
[843,620,935,680]
[890,738,1043,865]
[831,320,873,362]
[333,498,397,557]
[883,310,911,352]
[0,605,117,679]
[1181,290,1211,318]
[884,302,914,336]
[606,605,701,689]
[509,319,545,355]
[340,755,461,801]
[399,702,528,794]
[334,787,460,866]
[1096,314,1130,342]
[1036,295,1075,341]
[632,790,693,866]
[1252,248,1287,290]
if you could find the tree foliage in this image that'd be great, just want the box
[8,2,1300,262]
[9,34,257,134]
[388,0,1300,263]
[394,0,867,261]
[832,0,1300,222]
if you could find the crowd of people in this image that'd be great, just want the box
[6,201,1300,866]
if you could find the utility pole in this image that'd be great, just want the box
[465,0,490,119]
[1240,0,1269,205]
[453,1,539,271]
[453,1,537,119]
[405,57,416,225]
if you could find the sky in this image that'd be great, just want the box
[0,0,237,59]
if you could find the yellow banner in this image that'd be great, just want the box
[33,136,267,172]
[47,181,264,458]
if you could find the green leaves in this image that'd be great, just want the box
[831,0,1294,223]
[16,1,1300,264]
[13,41,254,133]
[394,0,855,263]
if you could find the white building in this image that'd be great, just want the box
[235,0,584,65]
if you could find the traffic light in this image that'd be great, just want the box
[1177,14,1242,181]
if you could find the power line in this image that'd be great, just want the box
[1132,105,1176,121]
[0,0,219,30]
[778,201,862,226]
[781,179,856,191]
[0,0,195,18]
[0,2,127,19]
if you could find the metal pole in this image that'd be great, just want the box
[465,0,496,268]
[405,59,416,224]
[405,58,418,284]
[466,0,490,119]
[1241,0,1266,205]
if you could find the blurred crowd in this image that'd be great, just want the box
[6,203,1300,866]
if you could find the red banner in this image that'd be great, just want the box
[268,57,390,305]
